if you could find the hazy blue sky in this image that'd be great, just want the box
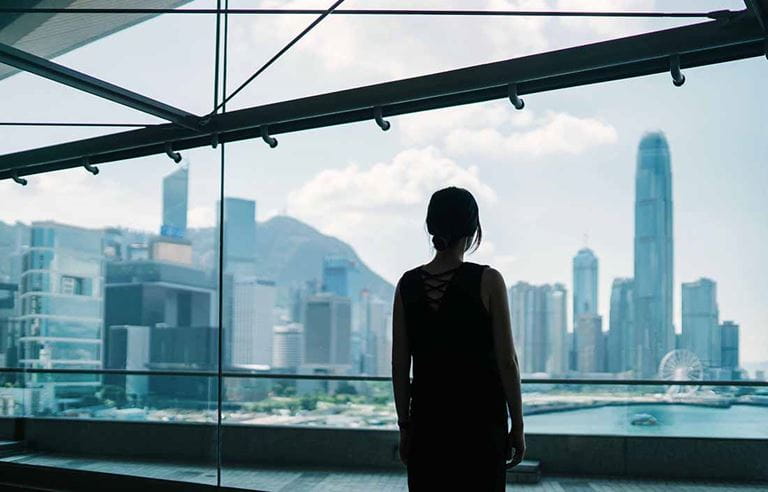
[1,0,765,363]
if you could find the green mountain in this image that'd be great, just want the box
[187,215,395,305]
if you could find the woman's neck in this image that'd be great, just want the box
[426,245,465,270]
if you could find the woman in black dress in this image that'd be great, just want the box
[392,186,525,491]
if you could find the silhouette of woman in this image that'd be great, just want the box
[392,186,525,491]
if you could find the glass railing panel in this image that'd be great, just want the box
[222,375,395,429]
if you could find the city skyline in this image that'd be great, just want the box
[0,128,756,414]
[0,172,755,378]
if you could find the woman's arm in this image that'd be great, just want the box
[391,280,411,427]
[482,267,525,465]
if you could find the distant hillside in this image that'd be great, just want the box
[188,215,394,305]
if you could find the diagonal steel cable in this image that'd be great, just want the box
[209,0,345,116]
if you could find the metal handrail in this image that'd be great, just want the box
[1,367,765,386]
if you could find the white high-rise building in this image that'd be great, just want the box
[231,278,276,367]
[273,323,303,370]
[361,292,390,375]
[509,282,568,375]
[545,284,568,375]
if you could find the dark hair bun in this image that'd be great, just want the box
[432,236,449,251]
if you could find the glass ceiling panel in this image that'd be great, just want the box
[0,0,195,82]
[0,0,217,118]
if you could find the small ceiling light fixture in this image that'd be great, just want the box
[11,172,27,186]
[83,156,99,175]
[165,142,182,163]
[261,126,278,148]
[508,83,525,110]
[374,106,391,131]
[670,54,686,87]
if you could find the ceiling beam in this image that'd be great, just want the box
[0,42,201,130]
[0,13,765,181]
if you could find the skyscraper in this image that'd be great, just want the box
[322,256,357,298]
[231,277,276,367]
[361,290,390,375]
[302,293,352,372]
[575,314,605,373]
[0,282,18,370]
[681,278,720,370]
[18,222,105,401]
[508,282,567,374]
[161,165,188,239]
[216,198,257,277]
[509,282,536,373]
[573,248,598,323]
[633,131,674,377]
[104,260,218,399]
[607,278,634,373]
[273,323,304,371]
[720,321,739,375]
[545,284,568,375]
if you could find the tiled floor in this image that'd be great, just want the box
[2,452,766,491]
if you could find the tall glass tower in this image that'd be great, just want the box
[161,165,188,238]
[681,278,720,370]
[322,256,357,298]
[633,131,674,377]
[607,277,634,373]
[573,248,598,323]
[216,198,257,277]
[18,222,104,403]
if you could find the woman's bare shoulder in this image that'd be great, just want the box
[481,266,507,289]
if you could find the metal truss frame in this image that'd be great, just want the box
[0,5,766,181]
[0,42,200,130]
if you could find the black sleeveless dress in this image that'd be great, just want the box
[399,261,508,491]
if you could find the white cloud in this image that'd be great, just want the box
[443,111,617,159]
[287,146,495,223]
[398,103,534,146]
[0,170,158,231]
[398,103,617,160]
[232,0,556,85]
[231,0,663,90]
[285,146,497,280]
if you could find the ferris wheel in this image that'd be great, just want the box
[658,349,704,396]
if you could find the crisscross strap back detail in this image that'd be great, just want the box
[418,265,461,312]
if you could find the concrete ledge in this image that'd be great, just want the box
[1,417,766,481]
[0,461,252,492]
